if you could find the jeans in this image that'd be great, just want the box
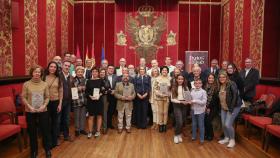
[191,110,205,142]
[173,103,186,135]
[221,107,241,139]
[58,99,71,138]
[47,100,59,146]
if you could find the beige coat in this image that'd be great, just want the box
[114,82,136,111]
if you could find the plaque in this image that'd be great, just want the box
[183,91,192,102]
[93,88,100,98]
[71,87,79,100]
[159,83,168,95]
[31,92,44,109]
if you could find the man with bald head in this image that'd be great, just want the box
[53,56,62,72]
[116,58,127,76]
[204,59,220,78]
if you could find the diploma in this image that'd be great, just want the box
[93,88,100,98]
[31,92,44,109]
[123,86,131,97]
[183,91,192,102]
[71,87,79,100]
[159,83,168,95]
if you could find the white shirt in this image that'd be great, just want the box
[171,86,185,103]
[245,68,251,77]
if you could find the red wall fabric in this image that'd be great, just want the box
[262,0,280,78]
[74,4,84,58]
[68,2,74,54]
[38,0,47,67]
[12,0,25,76]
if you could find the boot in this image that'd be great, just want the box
[163,125,167,132]
[159,125,163,133]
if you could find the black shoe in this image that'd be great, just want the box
[163,125,167,132]
[46,150,51,158]
[80,130,88,135]
[108,125,115,129]
[207,137,213,141]
[75,130,80,137]
[64,136,74,142]
[30,152,37,158]
[159,125,163,133]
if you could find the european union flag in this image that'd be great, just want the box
[101,47,105,61]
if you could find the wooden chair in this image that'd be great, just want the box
[264,124,280,152]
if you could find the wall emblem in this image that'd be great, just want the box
[125,5,166,62]
[116,30,127,46]
[166,30,176,46]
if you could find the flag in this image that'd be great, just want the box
[76,44,81,59]
[101,46,105,61]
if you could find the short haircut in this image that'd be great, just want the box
[29,65,44,77]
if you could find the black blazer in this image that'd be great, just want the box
[239,68,260,101]
[106,74,118,90]
[203,67,220,78]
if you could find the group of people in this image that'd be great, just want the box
[21,53,260,158]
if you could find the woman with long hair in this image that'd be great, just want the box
[170,74,189,143]
[43,61,62,148]
[217,71,242,148]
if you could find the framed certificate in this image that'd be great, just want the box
[123,86,130,97]
[183,91,192,102]
[31,92,44,109]
[71,87,79,100]
[159,83,168,95]
[93,88,100,98]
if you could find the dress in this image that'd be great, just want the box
[85,79,104,116]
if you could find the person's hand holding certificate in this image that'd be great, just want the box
[71,87,79,100]
[31,92,44,110]
[90,88,100,100]
[159,83,169,96]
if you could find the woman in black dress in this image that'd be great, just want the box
[85,67,104,138]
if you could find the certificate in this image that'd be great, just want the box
[116,69,122,76]
[31,92,44,109]
[71,87,79,100]
[93,88,100,98]
[159,83,168,95]
[183,91,192,102]
[123,86,131,97]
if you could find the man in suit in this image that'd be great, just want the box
[107,65,118,129]
[240,58,260,103]
[116,67,134,83]
[170,60,189,79]
[203,59,219,78]
[58,60,74,142]
[84,59,93,80]
[115,58,127,76]
[114,73,136,133]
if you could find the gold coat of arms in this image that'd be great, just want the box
[125,5,166,62]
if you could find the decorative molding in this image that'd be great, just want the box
[67,0,74,5]
[233,0,243,69]
[0,76,30,85]
[46,0,56,63]
[250,0,264,74]
[179,1,221,5]
[222,2,230,61]
[24,0,38,75]
[221,0,230,6]
[61,0,69,54]
[0,0,13,77]
[74,1,115,4]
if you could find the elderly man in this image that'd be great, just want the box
[116,58,127,76]
[116,67,134,83]
[170,60,188,79]
[240,58,260,103]
[136,58,148,73]
[204,59,219,78]
[114,73,136,133]
[53,56,62,72]
[221,60,229,71]
[147,59,160,76]
[128,64,136,78]
[84,59,93,79]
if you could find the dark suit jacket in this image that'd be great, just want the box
[203,67,220,78]
[170,70,189,80]
[107,74,118,90]
[240,68,260,101]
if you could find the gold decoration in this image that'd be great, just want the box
[166,30,176,46]
[222,3,230,61]
[116,30,127,46]
[125,5,166,63]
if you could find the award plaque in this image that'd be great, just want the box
[71,87,79,100]
[159,83,168,95]
[31,92,44,109]
[93,88,100,98]
[183,91,192,102]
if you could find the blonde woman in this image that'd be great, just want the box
[150,68,160,129]
[154,66,171,132]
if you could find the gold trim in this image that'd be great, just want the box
[221,0,229,6]
[179,1,221,5]
[74,1,115,4]
[198,0,201,50]
[67,0,74,5]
